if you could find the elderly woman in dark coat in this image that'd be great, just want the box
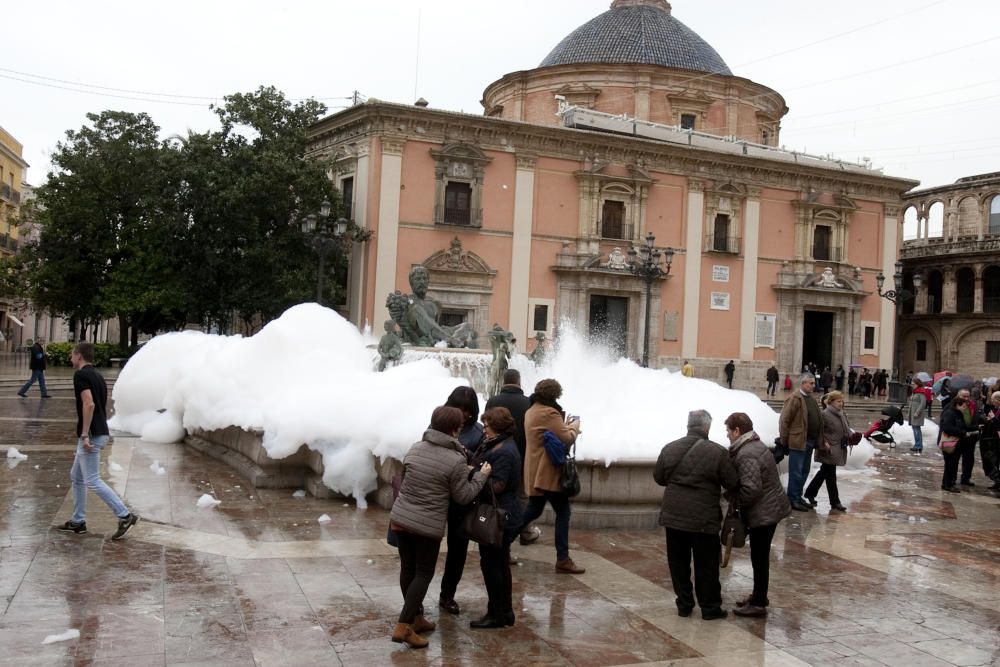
[468,406,523,629]
[724,412,791,618]
[804,391,853,512]
[389,406,492,649]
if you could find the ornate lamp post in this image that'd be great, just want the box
[875,261,922,403]
[627,232,674,367]
[301,199,348,306]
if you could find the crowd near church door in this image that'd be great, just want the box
[589,295,628,359]
[802,310,834,373]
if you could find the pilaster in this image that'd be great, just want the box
[682,182,704,359]
[879,209,899,372]
[739,188,761,360]
[372,137,405,329]
[509,154,536,345]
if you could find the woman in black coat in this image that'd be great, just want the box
[940,396,974,493]
[468,406,523,628]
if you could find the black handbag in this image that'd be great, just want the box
[720,502,746,568]
[561,441,581,497]
[463,484,506,548]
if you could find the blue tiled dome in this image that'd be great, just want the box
[540,1,732,75]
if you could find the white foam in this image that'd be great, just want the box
[6,447,27,460]
[196,493,221,509]
[41,629,79,644]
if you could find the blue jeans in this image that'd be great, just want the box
[786,438,815,503]
[911,425,923,451]
[521,492,571,561]
[19,370,47,396]
[70,436,129,523]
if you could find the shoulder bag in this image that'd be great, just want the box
[940,433,960,454]
[720,502,747,568]
[561,441,581,497]
[463,483,506,548]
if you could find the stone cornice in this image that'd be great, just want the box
[307,102,917,201]
[901,236,1000,261]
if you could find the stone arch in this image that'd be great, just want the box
[956,267,976,313]
[902,205,919,240]
[901,323,940,372]
[950,322,1000,355]
[927,201,945,237]
[989,193,1000,235]
[984,265,1000,313]
[956,196,980,237]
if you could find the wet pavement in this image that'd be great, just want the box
[2,366,999,666]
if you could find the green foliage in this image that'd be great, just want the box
[15,86,354,338]
[45,342,131,367]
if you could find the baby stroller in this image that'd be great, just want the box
[863,405,904,448]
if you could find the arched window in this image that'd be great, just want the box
[902,206,919,241]
[990,195,1000,236]
[984,265,1000,313]
[928,202,944,238]
[956,267,975,313]
[957,196,979,237]
[927,270,943,314]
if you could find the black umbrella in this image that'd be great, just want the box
[948,374,975,391]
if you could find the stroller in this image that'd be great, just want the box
[863,405,904,448]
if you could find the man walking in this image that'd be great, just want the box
[779,373,820,512]
[18,339,52,398]
[766,365,779,396]
[484,369,539,545]
[956,388,980,487]
[654,410,739,620]
[724,360,735,389]
[58,342,138,540]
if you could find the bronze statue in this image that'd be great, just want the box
[376,320,403,372]
[487,324,516,398]
[530,331,547,365]
[387,266,475,347]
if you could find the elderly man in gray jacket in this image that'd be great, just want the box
[654,409,739,620]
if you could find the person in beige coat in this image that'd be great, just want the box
[519,378,584,574]
[389,406,492,648]
[803,391,854,512]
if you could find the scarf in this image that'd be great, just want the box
[728,430,760,457]
[528,393,564,415]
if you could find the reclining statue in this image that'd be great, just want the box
[386,266,475,348]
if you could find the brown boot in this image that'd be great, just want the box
[555,558,586,574]
[391,623,429,648]
[412,615,436,634]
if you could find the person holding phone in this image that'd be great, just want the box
[520,379,584,574]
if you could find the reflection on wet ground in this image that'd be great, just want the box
[1,369,999,666]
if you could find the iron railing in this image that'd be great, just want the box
[704,234,740,254]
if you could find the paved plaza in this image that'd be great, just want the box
[1,366,999,666]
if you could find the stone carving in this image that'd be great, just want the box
[487,324,516,398]
[376,320,403,372]
[808,267,844,289]
[386,266,476,348]
[530,332,547,365]
[606,247,629,270]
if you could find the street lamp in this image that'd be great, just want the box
[875,261,922,403]
[301,199,348,306]
[627,232,675,367]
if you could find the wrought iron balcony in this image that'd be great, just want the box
[599,220,634,241]
[811,245,843,262]
[704,234,740,254]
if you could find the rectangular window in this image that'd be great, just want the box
[439,310,467,328]
[987,341,1000,363]
[713,214,730,252]
[444,181,472,225]
[533,304,548,333]
[863,326,876,352]
[916,339,927,362]
[601,200,626,239]
[813,225,831,261]
[680,114,696,130]
[340,177,354,218]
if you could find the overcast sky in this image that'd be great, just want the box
[5,0,998,191]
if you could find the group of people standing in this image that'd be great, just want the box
[847,368,889,399]
[936,381,1000,493]
[387,371,584,648]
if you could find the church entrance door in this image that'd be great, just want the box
[802,310,834,373]
[589,295,629,358]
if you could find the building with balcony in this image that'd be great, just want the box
[898,172,1000,378]
[0,126,30,350]
[306,0,917,381]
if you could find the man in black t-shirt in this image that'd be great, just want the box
[57,342,138,540]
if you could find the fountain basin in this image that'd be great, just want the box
[186,427,663,529]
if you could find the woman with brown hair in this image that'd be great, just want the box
[724,412,790,618]
[468,406,523,628]
[520,378,584,574]
[388,406,492,649]
[804,390,854,512]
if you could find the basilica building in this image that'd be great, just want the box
[307,0,917,380]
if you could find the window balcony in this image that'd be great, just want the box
[599,220,634,241]
[704,234,740,254]
[811,245,843,262]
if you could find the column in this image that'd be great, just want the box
[915,283,928,315]
[371,137,405,330]
[509,155,536,345]
[681,181,704,359]
[349,144,371,328]
[974,265,984,313]
[879,206,899,372]
[738,189,761,360]
[942,268,956,314]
